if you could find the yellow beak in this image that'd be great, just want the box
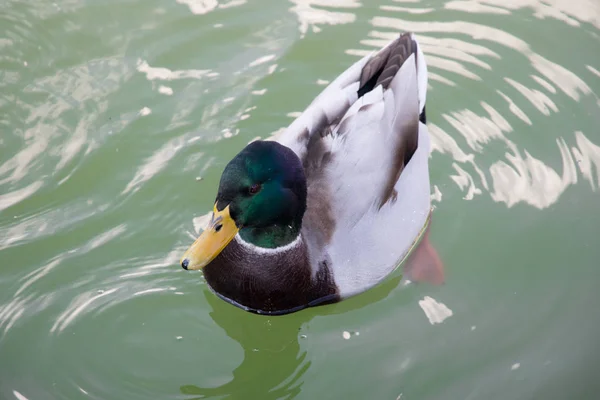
[180,204,239,270]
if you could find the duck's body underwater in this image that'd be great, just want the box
[180,32,444,315]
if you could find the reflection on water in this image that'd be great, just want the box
[572,131,600,190]
[176,0,248,15]
[12,390,28,400]
[290,0,361,36]
[122,138,185,194]
[490,139,578,208]
[136,60,218,81]
[0,295,32,335]
[0,181,43,212]
[346,2,599,209]
[418,296,453,325]
[181,271,407,399]
[50,288,118,334]
[446,0,600,29]
[180,292,310,399]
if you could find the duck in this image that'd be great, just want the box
[180,32,443,315]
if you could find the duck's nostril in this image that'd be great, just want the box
[181,259,189,270]
[215,224,223,232]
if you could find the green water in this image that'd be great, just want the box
[1,0,600,399]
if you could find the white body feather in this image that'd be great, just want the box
[278,34,431,298]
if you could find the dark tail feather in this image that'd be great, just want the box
[357,32,417,98]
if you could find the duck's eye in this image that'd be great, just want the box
[249,183,261,195]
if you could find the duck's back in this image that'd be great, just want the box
[278,33,431,298]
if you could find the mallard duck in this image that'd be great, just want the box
[180,32,443,315]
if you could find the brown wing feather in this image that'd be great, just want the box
[303,33,422,229]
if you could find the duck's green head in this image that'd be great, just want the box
[181,140,307,270]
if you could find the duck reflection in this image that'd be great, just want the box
[179,273,407,399]
[180,289,310,399]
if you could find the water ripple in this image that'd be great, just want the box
[136,59,218,81]
[290,0,361,37]
[347,2,600,208]
[0,200,112,251]
[176,0,247,15]
[489,139,578,208]
[122,138,185,194]
[0,181,43,212]
[50,288,119,334]
[451,0,600,29]
[572,131,600,191]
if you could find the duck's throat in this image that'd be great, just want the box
[239,224,300,248]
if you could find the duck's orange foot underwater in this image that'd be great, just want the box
[404,226,445,285]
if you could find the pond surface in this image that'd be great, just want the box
[1,0,600,399]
